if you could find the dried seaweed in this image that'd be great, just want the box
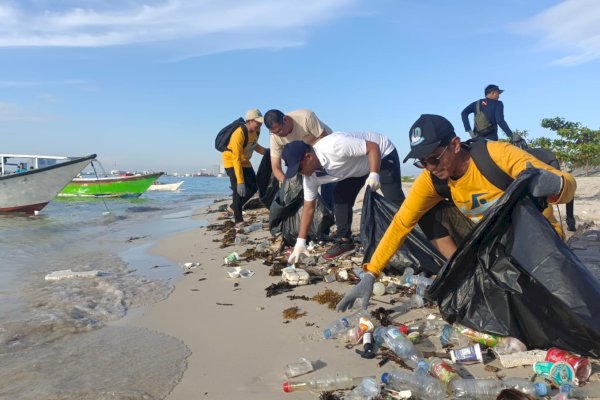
[311,289,343,310]
[319,392,342,400]
[240,248,270,261]
[287,295,310,301]
[282,306,307,320]
[378,349,414,371]
[265,281,293,297]
[371,307,395,326]
[268,261,287,276]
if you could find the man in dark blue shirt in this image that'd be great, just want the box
[461,84,514,141]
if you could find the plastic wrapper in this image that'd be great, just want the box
[428,169,600,357]
[360,187,445,275]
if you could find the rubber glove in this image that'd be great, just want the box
[288,238,310,264]
[236,183,246,197]
[365,172,381,191]
[526,162,562,198]
[336,272,376,312]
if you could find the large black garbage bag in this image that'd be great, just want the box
[269,174,334,246]
[360,187,445,276]
[256,149,278,209]
[428,169,600,357]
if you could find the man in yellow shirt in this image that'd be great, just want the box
[222,108,267,225]
[337,114,576,312]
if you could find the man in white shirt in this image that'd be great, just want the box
[283,131,405,261]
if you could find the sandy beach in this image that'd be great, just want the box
[134,176,600,399]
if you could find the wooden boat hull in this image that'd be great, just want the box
[147,181,184,192]
[59,172,163,198]
[0,154,96,213]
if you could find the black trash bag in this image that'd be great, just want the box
[255,149,279,209]
[428,169,600,357]
[360,187,446,276]
[269,174,334,246]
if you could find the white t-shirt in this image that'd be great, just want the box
[303,131,396,201]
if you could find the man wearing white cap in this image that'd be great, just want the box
[222,108,266,225]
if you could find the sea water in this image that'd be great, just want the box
[0,176,230,400]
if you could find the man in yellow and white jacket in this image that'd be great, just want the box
[337,114,576,312]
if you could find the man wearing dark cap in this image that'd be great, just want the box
[461,84,515,141]
[336,114,577,312]
[282,131,405,262]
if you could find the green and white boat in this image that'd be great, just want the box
[59,172,164,198]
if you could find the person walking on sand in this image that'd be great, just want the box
[282,131,406,262]
[336,114,576,312]
[222,108,267,226]
[461,84,517,141]
[264,109,336,210]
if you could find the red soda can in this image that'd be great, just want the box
[545,348,591,383]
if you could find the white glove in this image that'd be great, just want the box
[365,172,381,191]
[288,238,310,264]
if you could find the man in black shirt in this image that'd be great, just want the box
[461,84,514,141]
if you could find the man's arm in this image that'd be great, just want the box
[495,101,513,137]
[270,155,285,183]
[365,140,381,173]
[255,143,266,156]
[461,102,475,132]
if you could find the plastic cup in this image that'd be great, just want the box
[224,252,239,264]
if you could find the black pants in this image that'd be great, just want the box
[225,167,258,223]
[334,149,405,239]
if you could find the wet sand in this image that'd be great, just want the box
[134,176,600,399]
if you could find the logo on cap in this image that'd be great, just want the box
[410,127,424,147]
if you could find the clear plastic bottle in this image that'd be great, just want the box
[243,222,263,233]
[429,357,461,385]
[494,336,528,354]
[550,384,572,400]
[410,319,446,336]
[323,309,372,339]
[234,233,249,245]
[373,326,423,368]
[453,323,501,347]
[380,369,445,400]
[395,294,425,314]
[284,357,314,378]
[283,372,366,393]
[344,377,380,400]
[450,378,548,400]
[404,275,434,287]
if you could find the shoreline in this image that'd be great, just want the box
[134,177,600,399]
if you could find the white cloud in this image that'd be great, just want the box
[0,102,45,121]
[515,0,600,66]
[0,80,85,87]
[0,0,361,51]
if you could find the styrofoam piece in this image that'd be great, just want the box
[495,349,547,368]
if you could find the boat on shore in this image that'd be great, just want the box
[59,172,164,198]
[147,180,184,192]
[0,153,96,213]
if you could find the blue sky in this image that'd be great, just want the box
[1,0,599,176]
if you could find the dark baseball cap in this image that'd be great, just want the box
[282,141,311,179]
[485,84,504,95]
[403,114,456,163]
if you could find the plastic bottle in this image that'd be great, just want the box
[429,357,461,385]
[494,336,528,354]
[400,267,414,283]
[395,294,425,314]
[385,282,398,294]
[373,326,423,368]
[410,319,445,336]
[283,372,367,393]
[323,309,372,339]
[450,378,548,400]
[404,275,434,287]
[243,222,263,233]
[344,377,380,400]
[380,369,445,400]
[440,324,471,347]
[550,384,572,400]
[453,323,501,347]
[234,233,249,245]
[255,240,270,252]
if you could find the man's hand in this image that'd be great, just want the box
[526,162,562,198]
[288,238,310,264]
[236,183,246,197]
[336,272,376,312]
[365,172,381,191]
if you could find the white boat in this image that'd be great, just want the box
[147,180,184,192]
[0,153,96,213]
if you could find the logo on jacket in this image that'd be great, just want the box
[410,127,424,146]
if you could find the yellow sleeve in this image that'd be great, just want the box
[227,127,246,184]
[487,142,576,204]
[366,171,444,276]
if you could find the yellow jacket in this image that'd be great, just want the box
[366,141,576,276]
[221,126,263,183]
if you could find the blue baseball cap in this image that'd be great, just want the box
[282,141,311,179]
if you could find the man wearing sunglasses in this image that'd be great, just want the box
[337,114,576,312]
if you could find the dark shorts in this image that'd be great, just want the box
[419,200,475,245]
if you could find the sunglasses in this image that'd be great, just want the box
[413,146,448,169]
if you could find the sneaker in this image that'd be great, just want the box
[323,241,355,260]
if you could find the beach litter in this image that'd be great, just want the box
[283,306,307,320]
[44,269,102,281]
[226,267,254,278]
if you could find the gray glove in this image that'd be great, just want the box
[468,130,476,138]
[526,162,562,198]
[511,133,523,143]
[236,183,246,197]
[336,272,375,312]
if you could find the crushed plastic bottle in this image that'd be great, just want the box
[381,369,445,400]
[373,326,423,368]
[323,309,372,339]
[243,222,263,233]
[404,275,434,287]
[344,377,380,400]
[395,294,425,314]
[450,377,548,400]
[494,336,528,354]
[429,357,461,385]
[283,372,367,393]
[440,324,471,347]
